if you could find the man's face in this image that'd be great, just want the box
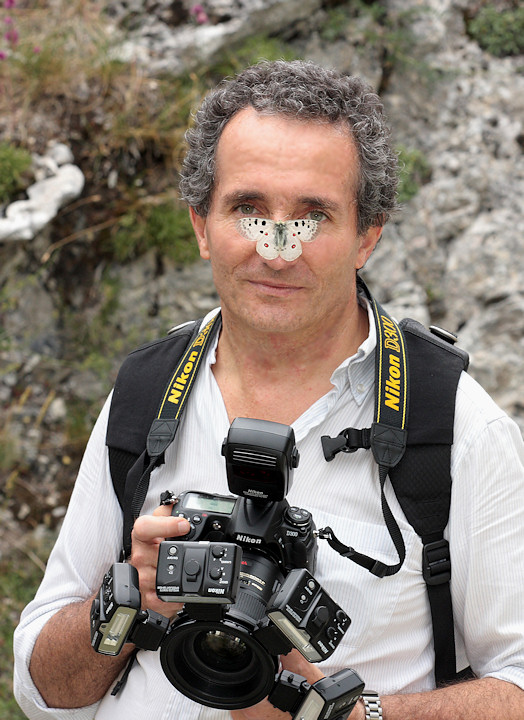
[190,107,381,338]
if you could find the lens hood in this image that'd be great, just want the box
[160,614,278,709]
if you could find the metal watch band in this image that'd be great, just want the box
[361,691,382,719]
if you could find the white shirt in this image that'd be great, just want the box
[14,306,524,720]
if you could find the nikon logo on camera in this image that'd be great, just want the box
[235,534,262,545]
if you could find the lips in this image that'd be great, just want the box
[248,278,304,294]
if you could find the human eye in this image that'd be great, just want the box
[236,203,258,216]
[307,210,328,222]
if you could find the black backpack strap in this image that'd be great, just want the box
[321,281,471,686]
[389,318,469,686]
[106,316,221,557]
[107,320,201,507]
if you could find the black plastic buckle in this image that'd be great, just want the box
[422,539,451,586]
[321,427,371,462]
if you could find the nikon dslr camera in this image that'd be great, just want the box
[156,418,351,710]
[91,418,362,718]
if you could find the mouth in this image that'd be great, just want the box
[248,279,304,295]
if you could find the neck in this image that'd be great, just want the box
[212,300,370,424]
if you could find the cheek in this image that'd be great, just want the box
[303,234,357,272]
[209,234,258,276]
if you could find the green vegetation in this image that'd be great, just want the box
[0,142,31,204]
[467,5,524,57]
[110,201,199,264]
[0,548,47,720]
[396,145,432,204]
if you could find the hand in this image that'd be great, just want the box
[129,504,190,617]
[230,649,325,720]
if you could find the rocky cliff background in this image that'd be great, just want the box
[0,0,523,712]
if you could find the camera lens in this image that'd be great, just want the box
[194,630,251,672]
[160,552,285,709]
[160,618,277,709]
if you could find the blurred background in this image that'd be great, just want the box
[1,0,523,716]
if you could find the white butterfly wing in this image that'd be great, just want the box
[287,219,320,243]
[237,217,273,241]
[279,219,320,260]
[256,237,280,260]
[279,234,303,260]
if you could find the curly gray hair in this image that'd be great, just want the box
[179,60,398,235]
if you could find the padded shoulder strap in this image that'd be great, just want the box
[106,320,201,509]
[389,319,469,686]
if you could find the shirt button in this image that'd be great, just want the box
[357,383,366,394]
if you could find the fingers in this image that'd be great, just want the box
[132,512,190,545]
[129,506,190,616]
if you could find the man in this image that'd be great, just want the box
[14,60,524,720]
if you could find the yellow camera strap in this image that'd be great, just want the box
[146,313,221,457]
[319,278,408,577]
[122,314,221,556]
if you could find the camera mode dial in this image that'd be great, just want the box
[285,507,311,526]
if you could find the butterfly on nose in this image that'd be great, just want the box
[236,217,320,261]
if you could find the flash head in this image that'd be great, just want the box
[221,417,300,501]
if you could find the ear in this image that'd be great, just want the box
[189,206,210,260]
[355,225,382,270]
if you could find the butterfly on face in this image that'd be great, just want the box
[236,217,320,261]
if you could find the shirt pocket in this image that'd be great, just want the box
[311,509,422,650]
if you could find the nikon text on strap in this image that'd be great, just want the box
[110,314,221,558]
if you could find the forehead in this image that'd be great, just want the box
[213,107,359,201]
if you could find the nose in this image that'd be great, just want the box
[261,254,299,270]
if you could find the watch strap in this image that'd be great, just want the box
[361,691,382,719]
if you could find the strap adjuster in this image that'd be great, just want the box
[422,539,451,585]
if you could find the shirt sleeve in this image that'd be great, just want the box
[449,372,524,690]
[13,393,124,720]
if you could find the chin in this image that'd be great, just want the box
[241,307,309,335]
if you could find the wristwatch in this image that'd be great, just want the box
[361,690,382,719]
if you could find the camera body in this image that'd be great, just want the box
[158,487,316,573]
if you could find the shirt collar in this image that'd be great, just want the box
[328,296,376,406]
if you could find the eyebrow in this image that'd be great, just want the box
[221,191,342,213]
[222,190,266,208]
[297,196,341,213]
